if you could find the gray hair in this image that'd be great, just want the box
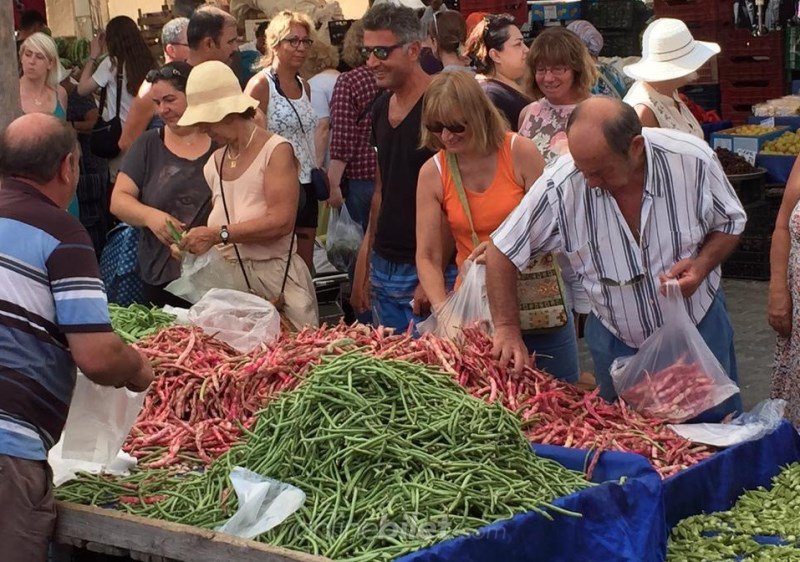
[0,119,77,184]
[362,3,423,44]
[162,17,189,47]
[567,99,642,157]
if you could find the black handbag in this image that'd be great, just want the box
[268,70,330,201]
[90,68,123,159]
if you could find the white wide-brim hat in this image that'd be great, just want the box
[178,60,259,127]
[623,18,720,82]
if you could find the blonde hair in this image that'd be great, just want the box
[302,33,340,75]
[526,26,598,100]
[420,71,507,155]
[342,19,366,68]
[19,32,59,90]
[261,10,314,67]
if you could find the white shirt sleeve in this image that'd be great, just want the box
[91,57,113,88]
[491,175,561,271]
[703,153,748,236]
[310,75,336,120]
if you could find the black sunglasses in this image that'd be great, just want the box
[426,121,467,134]
[146,66,185,83]
[359,43,406,61]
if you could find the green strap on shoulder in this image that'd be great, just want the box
[445,151,481,249]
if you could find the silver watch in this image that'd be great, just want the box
[220,225,230,244]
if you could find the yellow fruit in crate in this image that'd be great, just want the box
[731,125,780,136]
[762,131,800,155]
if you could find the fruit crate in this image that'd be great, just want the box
[711,125,789,154]
[528,0,582,23]
[460,0,529,26]
[653,0,718,23]
[728,168,766,205]
[744,199,780,233]
[581,0,642,29]
[602,30,641,57]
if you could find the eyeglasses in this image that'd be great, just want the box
[426,121,467,134]
[282,36,313,49]
[535,65,571,77]
[359,43,406,61]
[146,66,185,82]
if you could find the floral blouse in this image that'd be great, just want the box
[518,98,576,165]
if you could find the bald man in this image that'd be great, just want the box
[0,114,154,560]
[487,97,746,422]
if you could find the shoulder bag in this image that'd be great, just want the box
[90,66,123,159]
[445,150,568,333]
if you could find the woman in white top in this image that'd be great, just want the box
[623,18,720,139]
[245,11,319,273]
[303,36,341,169]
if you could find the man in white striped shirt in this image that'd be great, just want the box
[487,98,745,421]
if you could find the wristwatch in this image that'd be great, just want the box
[220,225,230,244]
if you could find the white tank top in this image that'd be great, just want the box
[624,81,703,139]
[265,70,318,183]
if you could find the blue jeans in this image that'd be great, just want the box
[522,312,580,384]
[586,289,743,422]
[370,252,457,333]
[345,179,375,234]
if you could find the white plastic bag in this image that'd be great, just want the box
[325,204,363,273]
[610,280,739,423]
[165,248,230,304]
[669,399,786,448]
[216,467,306,540]
[188,288,281,352]
[60,371,147,465]
[417,261,493,339]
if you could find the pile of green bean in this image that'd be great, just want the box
[668,462,800,561]
[62,353,591,561]
[109,303,176,343]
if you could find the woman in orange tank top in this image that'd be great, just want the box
[416,71,580,383]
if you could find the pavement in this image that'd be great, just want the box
[578,279,775,411]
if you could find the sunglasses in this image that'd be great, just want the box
[359,43,406,61]
[282,36,313,49]
[426,121,467,134]
[146,66,185,83]
[599,273,645,287]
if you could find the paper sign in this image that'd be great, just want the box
[761,117,776,128]
[735,148,757,165]
[544,5,558,19]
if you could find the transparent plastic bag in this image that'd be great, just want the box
[188,288,281,352]
[610,280,739,423]
[325,204,363,273]
[60,371,147,465]
[669,399,786,447]
[216,466,305,540]
[417,261,492,339]
[165,248,230,304]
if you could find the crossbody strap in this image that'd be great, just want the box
[114,67,122,117]
[445,151,481,249]
[268,71,317,160]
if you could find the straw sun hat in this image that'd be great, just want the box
[623,18,720,82]
[178,60,259,127]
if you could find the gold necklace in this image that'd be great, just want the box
[228,126,257,169]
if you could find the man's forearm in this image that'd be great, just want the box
[696,231,741,276]
[486,242,521,329]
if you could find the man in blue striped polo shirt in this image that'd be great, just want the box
[487,98,745,422]
[0,114,154,561]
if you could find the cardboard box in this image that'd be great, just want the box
[528,0,581,22]
[711,126,789,160]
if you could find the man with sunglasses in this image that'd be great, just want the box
[351,3,456,333]
[487,97,746,422]
[120,8,239,152]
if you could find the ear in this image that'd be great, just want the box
[488,47,501,65]
[406,40,422,60]
[60,151,75,184]
[203,36,215,51]
[165,43,176,59]
[629,135,645,158]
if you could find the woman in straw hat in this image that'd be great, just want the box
[177,60,319,330]
[623,18,720,138]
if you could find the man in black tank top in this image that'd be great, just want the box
[350,3,457,333]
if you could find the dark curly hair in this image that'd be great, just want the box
[464,13,516,75]
[105,16,157,96]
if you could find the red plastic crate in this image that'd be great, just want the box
[682,20,720,43]
[653,0,718,23]
[459,0,528,26]
[719,25,784,53]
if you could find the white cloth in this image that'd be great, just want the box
[265,70,317,184]
[92,57,133,124]
[623,81,703,139]
[309,70,340,120]
[491,128,746,348]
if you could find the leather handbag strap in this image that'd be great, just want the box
[114,67,122,117]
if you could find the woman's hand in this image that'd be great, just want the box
[89,32,105,59]
[145,209,185,248]
[467,241,489,265]
[768,286,793,337]
[180,226,220,255]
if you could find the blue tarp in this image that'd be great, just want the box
[663,419,800,529]
[397,445,665,562]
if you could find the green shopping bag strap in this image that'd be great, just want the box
[445,151,481,249]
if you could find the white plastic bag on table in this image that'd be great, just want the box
[417,260,493,339]
[669,399,786,448]
[60,371,147,465]
[188,288,281,352]
[325,204,363,273]
[610,280,739,423]
[165,248,229,304]
[216,466,306,540]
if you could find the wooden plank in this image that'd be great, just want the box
[55,502,330,562]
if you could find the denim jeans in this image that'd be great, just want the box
[522,312,580,383]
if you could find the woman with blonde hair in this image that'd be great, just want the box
[245,11,320,272]
[415,71,580,382]
[18,32,67,119]
[303,34,340,168]
[178,60,319,329]
[518,26,597,164]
